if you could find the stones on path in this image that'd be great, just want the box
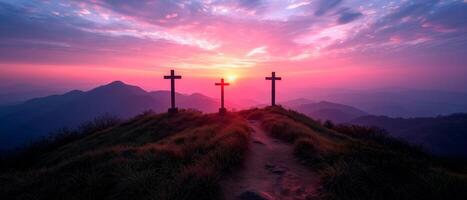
[237,190,273,200]
[264,163,287,175]
[222,121,320,200]
[264,163,274,169]
[253,140,265,145]
[272,168,286,175]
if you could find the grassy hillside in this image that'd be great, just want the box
[2,107,467,200]
[0,110,250,200]
[242,106,467,200]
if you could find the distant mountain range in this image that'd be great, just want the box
[0,81,219,149]
[2,81,467,158]
[352,114,467,157]
[0,84,62,106]
[1,82,370,150]
[294,87,467,118]
[290,101,368,123]
[282,99,467,158]
[4,84,467,118]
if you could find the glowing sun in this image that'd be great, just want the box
[227,75,237,83]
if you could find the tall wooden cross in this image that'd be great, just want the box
[265,72,282,106]
[215,78,230,114]
[163,69,182,113]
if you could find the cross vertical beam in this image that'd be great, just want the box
[215,78,230,114]
[265,72,282,106]
[163,69,182,113]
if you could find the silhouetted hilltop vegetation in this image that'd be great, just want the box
[1,107,466,200]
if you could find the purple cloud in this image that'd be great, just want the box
[337,9,362,24]
[314,0,342,16]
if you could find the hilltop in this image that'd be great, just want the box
[1,107,466,200]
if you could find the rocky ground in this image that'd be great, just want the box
[221,120,320,200]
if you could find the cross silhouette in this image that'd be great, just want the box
[265,72,282,106]
[164,69,182,113]
[215,78,230,114]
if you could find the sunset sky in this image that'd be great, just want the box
[1,0,466,102]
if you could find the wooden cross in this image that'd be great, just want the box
[265,72,282,106]
[215,78,230,114]
[163,69,182,113]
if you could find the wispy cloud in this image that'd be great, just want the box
[286,1,311,10]
[246,46,267,57]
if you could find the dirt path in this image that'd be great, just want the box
[221,120,320,200]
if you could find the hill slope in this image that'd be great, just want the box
[0,110,250,200]
[1,107,466,200]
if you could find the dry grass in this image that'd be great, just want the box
[3,106,467,200]
[241,106,346,166]
[243,106,467,200]
[0,110,251,200]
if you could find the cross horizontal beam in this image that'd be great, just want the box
[164,75,182,79]
[265,77,282,80]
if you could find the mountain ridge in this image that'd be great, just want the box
[0,81,219,149]
[2,81,466,160]
[293,101,369,123]
[351,113,467,157]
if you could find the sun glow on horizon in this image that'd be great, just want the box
[227,75,237,83]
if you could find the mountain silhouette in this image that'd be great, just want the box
[0,81,218,149]
[306,88,467,117]
[292,101,369,123]
[351,113,467,157]
[281,98,315,108]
